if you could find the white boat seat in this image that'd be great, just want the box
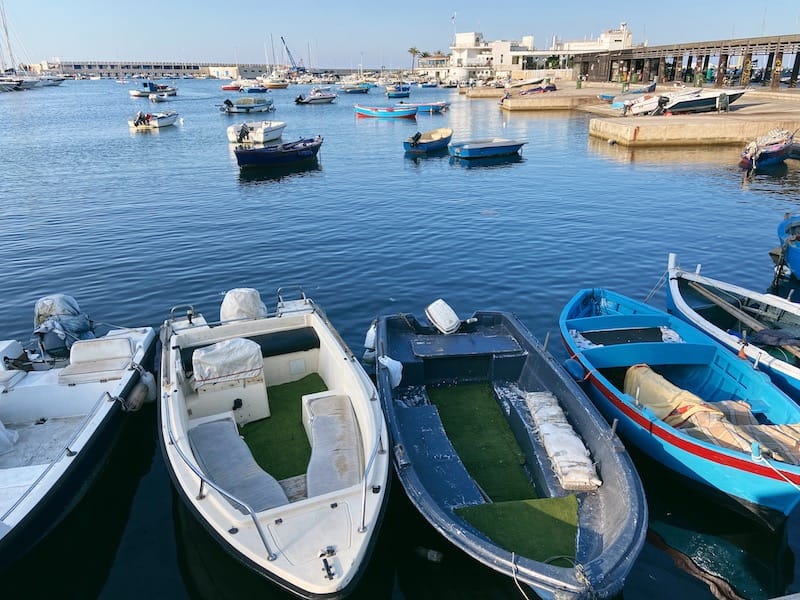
[58,337,133,384]
[188,416,288,513]
[302,392,362,497]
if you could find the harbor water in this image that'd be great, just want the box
[2,79,800,599]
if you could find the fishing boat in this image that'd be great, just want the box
[601,80,657,107]
[219,96,274,114]
[448,138,526,159]
[129,80,177,98]
[560,287,800,529]
[339,83,370,94]
[148,92,170,103]
[394,100,449,113]
[353,105,417,119]
[159,287,389,598]
[385,83,410,98]
[402,127,453,154]
[368,299,647,599]
[128,110,179,130]
[0,294,157,571]
[294,87,337,105]
[233,136,323,168]
[665,252,800,399]
[226,120,286,144]
[624,87,746,116]
[739,129,795,171]
[776,214,800,280]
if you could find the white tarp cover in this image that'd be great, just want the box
[193,338,263,386]
[33,294,94,348]
[219,288,268,323]
[526,391,602,491]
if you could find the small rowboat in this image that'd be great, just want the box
[233,136,323,168]
[354,104,417,118]
[448,138,526,159]
[403,127,453,154]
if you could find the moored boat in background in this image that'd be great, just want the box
[739,128,795,171]
[219,96,274,114]
[354,104,417,118]
[226,120,286,144]
[402,127,453,154]
[448,138,526,159]
[128,110,179,129]
[233,136,323,168]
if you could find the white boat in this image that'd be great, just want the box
[0,294,157,570]
[219,96,275,114]
[294,87,337,105]
[624,87,746,116]
[159,287,390,598]
[129,81,177,98]
[128,110,179,130]
[666,252,800,400]
[260,70,290,89]
[148,92,170,102]
[226,120,287,144]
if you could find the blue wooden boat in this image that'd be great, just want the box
[385,82,410,98]
[739,129,795,171]
[369,300,647,600]
[448,138,526,159]
[777,214,800,279]
[395,100,449,113]
[233,136,323,168]
[353,104,417,118]
[402,127,453,154]
[560,287,800,529]
[666,252,800,400]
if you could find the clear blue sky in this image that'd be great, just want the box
[3,1,796,69]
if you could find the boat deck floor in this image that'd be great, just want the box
[0,415,85,469]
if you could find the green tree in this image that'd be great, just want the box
[408,47,420,72]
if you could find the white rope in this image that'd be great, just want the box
[510,552,532,600]
[644,269,668,304]
[753,454,800,492]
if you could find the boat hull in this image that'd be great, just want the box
[448,139,525,159]
[234,136,323,167]
[402,128,453,154]
[560,288,800,528]
[226,121,286,144]
[374,309,647,599]
[353,105,417,118]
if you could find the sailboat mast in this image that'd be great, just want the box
[0,0,16,70]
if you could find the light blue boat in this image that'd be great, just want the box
[448,138,526,159]
[560,287,800,529]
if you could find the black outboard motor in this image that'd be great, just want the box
[223,98,234,109]
[295,94,304,103]
[410,132,422,147]
[652,95,669,116]
[33,294,95,358]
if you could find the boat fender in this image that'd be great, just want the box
[563,358,585,382]
[377,355,402,388]
[123,381,149,412]
[139,369,157,403]
[364,321,376,350]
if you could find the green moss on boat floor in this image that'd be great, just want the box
[429,382,578,563]
[428,382,535,501]
[239,373,326,481]
[456,496,578,566]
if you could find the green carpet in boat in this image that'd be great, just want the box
[455,496,578,566]
[240,373,326,480]
[427,382,535,501]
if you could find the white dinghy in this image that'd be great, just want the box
[159,287,389,598]
[0,294,157,570]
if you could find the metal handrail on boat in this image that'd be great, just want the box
[162,391,278,561]
[1,388,117,521]
[358,430,385,533]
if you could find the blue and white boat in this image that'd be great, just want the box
[394,100,449,113]
[560,287,800,529]
[777,214,800,279]
[448,138,526,159]
[385,83,410,98]
[402,127,453,154]
[666,252,800,400]
[370,300,647,599]
[739,129,795,171]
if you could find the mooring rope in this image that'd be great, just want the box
[644,269,668,304]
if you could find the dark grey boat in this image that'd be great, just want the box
[369,300,648,599]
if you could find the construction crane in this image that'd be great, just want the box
[280,36,306,74]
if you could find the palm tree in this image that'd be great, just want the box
[408,47,420,73]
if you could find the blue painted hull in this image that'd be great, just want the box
[448,140,525,159]
[560,288,800,528]
[777,215,800,279]
[374,309,647,599]
[354,105,417,118]
[403,136,451,154]
[386,91,409,98]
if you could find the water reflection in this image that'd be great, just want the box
[237,160,322,184]
[588,138,741,165]
[449,154,524,169]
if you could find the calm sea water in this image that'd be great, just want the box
[2,79,800,599]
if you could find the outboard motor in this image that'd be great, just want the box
[425,299,462,335]
[33,294,95,358]
[237,123,250,143]
[410,132,422,147]
[652,95,669,116]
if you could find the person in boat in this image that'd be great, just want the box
[237,123,250,143]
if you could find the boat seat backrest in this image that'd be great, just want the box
[58,337,133,384]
